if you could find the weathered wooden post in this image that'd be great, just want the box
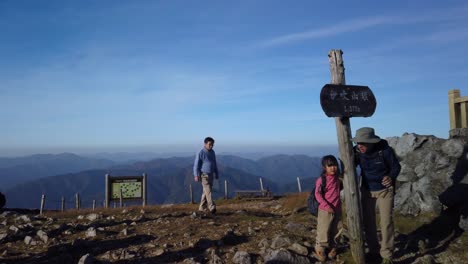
[224,180,228,199]
[61,196,65,212]
[142,173,147,207]
[297,177,302,193]
[189,184,194,204]
[75,193,80,210]
[40,194,46,215]
[259,177,264,191]
[105,174,110,208]
[320,49,375,264]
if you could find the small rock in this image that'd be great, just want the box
[78,253,94,264]
[285,222,308,233]
[258,238,270,248]
[9,225,19,233]
[232,251,251,264]
[154,248,165,256]
[86,227,97,238]
[140,209,145,214]
[37,230,48,243]
[0,233,7,241]
[17,215,31,223]
[270,235,292,249]
[24,236,33,245]
[86,213,100,221]
[130,221,137,226]
[77,215,85,220]
[121,228,128,236]
[263,248,311,264]
[121,209,128,214]
[288,243,309,256]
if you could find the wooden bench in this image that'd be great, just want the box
[235,189,272,200]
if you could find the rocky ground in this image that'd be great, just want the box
[0,193,467,264]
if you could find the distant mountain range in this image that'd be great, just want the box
[2,153,322,209]
[0,153,115,190]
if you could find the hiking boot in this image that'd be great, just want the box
[314,248,326,262]
[210,208,217,214]
[327,248,337,259]
[382,258,393,264]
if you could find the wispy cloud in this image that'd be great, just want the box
[256,5,468,49]
[258,16,392,48]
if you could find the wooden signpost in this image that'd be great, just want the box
[321,50,373,264]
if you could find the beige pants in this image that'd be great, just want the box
[361,187,394,259]
[199,173,216,211]
[315,208,341,251]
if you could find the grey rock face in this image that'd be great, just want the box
[389,133,467,215]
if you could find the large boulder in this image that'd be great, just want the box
[387,133,467,215]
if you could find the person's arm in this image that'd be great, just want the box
[193,151,202,181]
[382,148,401,187]
[314,177,333,212]
[213,151,219,179]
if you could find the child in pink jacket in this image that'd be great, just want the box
[314,155,342,261]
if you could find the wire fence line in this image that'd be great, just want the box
[37,177,306,215]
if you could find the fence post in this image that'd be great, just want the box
[224,180,228,199]
[142,173,147,207]
[92,200,96,210]
[105,174,110,209]
[297,177,302,193]
[75,193,80,210]
[40,194,46,215]
[61,196,65,212]
[259,177,264,191]
[189,184,194,204]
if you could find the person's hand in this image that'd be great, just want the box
[326,208,334,213]
[382,176,392,188]
[194,176,200,182]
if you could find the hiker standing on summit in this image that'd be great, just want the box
[353,127,401,264]
[193,137,219,214]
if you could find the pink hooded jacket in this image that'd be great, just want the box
[314,174,341,213]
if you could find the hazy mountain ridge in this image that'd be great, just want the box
[3,154,321,209]
[0,153,115,191]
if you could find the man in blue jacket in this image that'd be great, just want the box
[193,137,219,214]
[353,127,401,264]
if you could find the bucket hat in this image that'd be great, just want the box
[352,127,381,143]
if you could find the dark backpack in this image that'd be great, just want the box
[307,176,326,216]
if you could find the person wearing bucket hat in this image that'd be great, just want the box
[353,127,401,264]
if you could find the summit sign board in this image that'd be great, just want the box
[320,84,376,118]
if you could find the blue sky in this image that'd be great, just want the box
[1,0,467,156]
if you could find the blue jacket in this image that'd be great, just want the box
[193,148,219,177]
[355,140,401,191]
